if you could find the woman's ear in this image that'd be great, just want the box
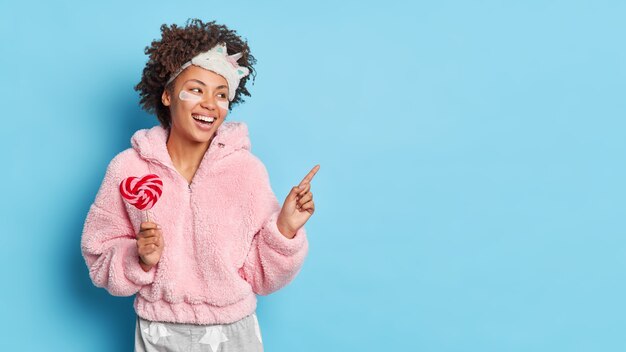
[161,88,171,107]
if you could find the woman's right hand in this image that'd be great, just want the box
[137,221,164,271]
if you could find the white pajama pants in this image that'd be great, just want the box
[134,312,263,352]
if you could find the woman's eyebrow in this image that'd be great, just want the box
[184,80,228,90]
[185,79,206,86]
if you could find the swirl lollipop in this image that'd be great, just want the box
[119,174,163,222]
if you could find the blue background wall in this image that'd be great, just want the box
[1,0,625,351]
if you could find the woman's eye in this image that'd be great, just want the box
[217,93,227,98]
[190,88,202,93]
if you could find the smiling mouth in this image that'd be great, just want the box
[192,114,216,125]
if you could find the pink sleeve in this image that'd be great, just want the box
[80,155,156,297]
[238,155,309,296]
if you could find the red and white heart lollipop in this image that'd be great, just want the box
[119,174,163,222]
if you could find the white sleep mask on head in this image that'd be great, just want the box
[166,43,250,101]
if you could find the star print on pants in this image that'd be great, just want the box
[142,322,172,344]
[253,314,263,343]
[199,325,229,351]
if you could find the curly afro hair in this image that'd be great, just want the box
[134,18,256,128]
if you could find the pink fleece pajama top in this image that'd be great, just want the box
[80,121,309,325]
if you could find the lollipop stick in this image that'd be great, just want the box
[146,210,151,223]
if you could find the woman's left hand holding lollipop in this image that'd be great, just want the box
[119,174,164,271]
[277,165,320,238]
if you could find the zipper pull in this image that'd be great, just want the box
[188,183,192,193]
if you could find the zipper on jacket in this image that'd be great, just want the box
[144,143,232,196]
[148,158,194,194]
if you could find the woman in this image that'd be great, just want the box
[81,18,319,351]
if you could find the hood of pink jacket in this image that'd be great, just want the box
[130,121,251,173]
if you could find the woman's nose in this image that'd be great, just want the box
[200,95,217,109]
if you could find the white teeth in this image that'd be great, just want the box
[192,114,215,123]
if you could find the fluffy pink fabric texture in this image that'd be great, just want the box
[81,121,309,324]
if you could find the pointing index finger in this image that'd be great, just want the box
[299,164,320,187]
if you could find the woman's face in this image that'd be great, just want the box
[162,65,230,144]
